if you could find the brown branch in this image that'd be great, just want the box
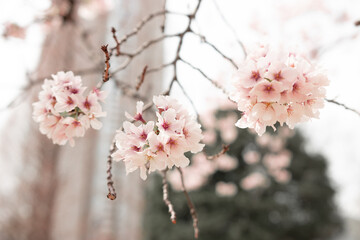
[111,33,180,74]
[190,31,238,69]
[179,58,230,97]
[109,10,187,56]
[211,0,247,57]
[111,27,121,56]
[104,1,204,208]
[326,98,360,117]
[146,61,174,75]
[136,65,148,91]
[161,0,167,33]
[207,144,230,160]
[106,141,117,200]
[162,169,177,224]
[355,20,360,26]
[175,79,200,119]
[101,45,110,84]
[177,167,199,239]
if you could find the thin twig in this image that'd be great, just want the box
[111,33,180,74]
[177,167,199,239]
[175,79,200,120]
[146,61,174,75]
[160,0,167,33]
[100,45,111,84]
[162,169,177,224]
[111,27,121,56]
[109,10,187,56]
[179,58,229,96]
[326,98,360,116]
[136,65,148,91]
[207,144,230,160]
[211,0,247,57]
[190,31,238,69]
[106,141,117,200]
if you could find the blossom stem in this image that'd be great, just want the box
[106,141,117,200]
[162,169,177,224]
[177,167,199,239]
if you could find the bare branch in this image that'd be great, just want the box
[106,141,117,200]
[112,33,180,74]
[100,45,111,85]
[160,0,168,33]
[146,61,174,75]
[175,79,200,120]
[177,167,199,239]
[190,31,238,69]
[211,0,247,57]
[326,98,360,117]
[136,65,148,91]
[162,169,177,224]
[179,58,230,96]
[207,144,230,160]
[110,10,187,56]
[111,27,121,56]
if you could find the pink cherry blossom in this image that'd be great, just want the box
[215,154,238,171]
[168,153,216,191]
[125,101,146,123]
[156,109,184,136]
[243,150,260,165]
[112,95,204,180]
[32,71,107,146]
[3,23,26,39]
[240,172,267,190]
[215,182,238,197]
[250,80,284,102]
[230,44,329,135]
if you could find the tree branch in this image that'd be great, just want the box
[162,169,177,224]
[326,98,360,117]
[177,167,199,239]
[106,141,117,200]
[211,0,247,57]
[190,31,238,69]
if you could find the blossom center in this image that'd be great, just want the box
[70,88,79,94]
[66,96,74,105]
[273,71,283,81]
[264,84,274,93]
[157,144,164,152]
[131,145,141,152]
[140,131,147,140]
[84,99,91,110]
[251,71,261,81]
[168,138,177,147]
[162,121,170,130]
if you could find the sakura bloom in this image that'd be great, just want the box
[230,45,329,135]
[112,95,205,180]
[32,71,106,146]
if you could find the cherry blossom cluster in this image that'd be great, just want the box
[230,45,329,135]
[32,71,106,146]
[112,95,204,180]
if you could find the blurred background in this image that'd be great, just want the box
[0,0,360,239]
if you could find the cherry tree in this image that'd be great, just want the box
[1,0,359,239]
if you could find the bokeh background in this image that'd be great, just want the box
[0,0,360,239]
